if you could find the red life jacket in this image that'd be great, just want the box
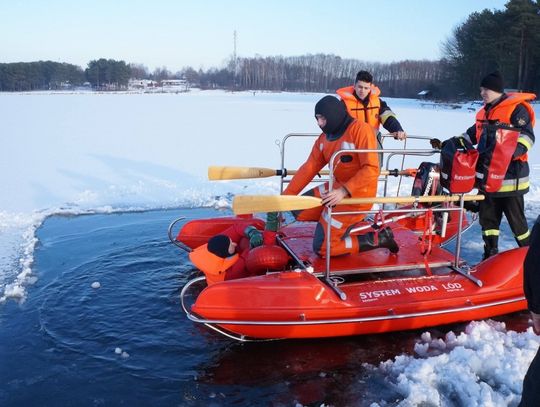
[474,92,536,194]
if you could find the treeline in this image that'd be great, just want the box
[0,59,132,91]
[176,56,443,98]
[442,0,540,97]
[2,0,539,99]
[0,61,84,91]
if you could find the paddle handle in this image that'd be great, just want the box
[209,166,415,180]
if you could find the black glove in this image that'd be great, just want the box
[244,226,263,248]
[512,143,528,159]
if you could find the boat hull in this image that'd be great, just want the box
[190,248,527,339]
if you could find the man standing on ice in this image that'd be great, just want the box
[433,71,535,259]
[267,95,398,257]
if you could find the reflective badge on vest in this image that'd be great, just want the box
[440,137,478,193]
[476,128,519,193]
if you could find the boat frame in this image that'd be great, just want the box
[176,133,523,341]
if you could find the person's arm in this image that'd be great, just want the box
[379,100,406,139]
[510,104,535,159]
[283,135,326,196]
[524,216,540,333]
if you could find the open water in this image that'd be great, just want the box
[0,208,532,406]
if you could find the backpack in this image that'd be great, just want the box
[440,137,478,193]
[411,162,442,203]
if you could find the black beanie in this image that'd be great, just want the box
[480,71,504,93]
[314,95,352,139]
[207,235,231,258]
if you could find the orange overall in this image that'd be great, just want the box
[283,120,379,256]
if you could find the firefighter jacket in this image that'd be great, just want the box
[464,92,536,197]
[283,119,379,199]
[336,85,403,133]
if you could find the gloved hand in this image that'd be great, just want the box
[512,143,527,159]
[430,138,442,149]
[244,226,263,248]
[265,212,279,232]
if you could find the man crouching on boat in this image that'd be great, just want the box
[267,95,398,257]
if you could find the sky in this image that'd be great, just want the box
[1,0,509,72]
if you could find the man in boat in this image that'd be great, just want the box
[434,71,535,259]
[267,95,399,257]
[519,215,540,406]
[189,224,264,284]
[336,70,407,141]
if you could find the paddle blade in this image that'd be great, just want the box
[208,166,277,180]
[232,195,322,215]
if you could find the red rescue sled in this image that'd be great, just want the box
[171,134,527,341]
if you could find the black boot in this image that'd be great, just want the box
[357,227,399,254]
[482,235,498,260]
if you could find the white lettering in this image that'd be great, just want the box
[453,174,475,181]
[490,173,505,180]
[405,285,438,293]
[443,282,463,291]
[359,289,401,301]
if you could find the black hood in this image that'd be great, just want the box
[314,96,353,140]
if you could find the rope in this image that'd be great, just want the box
[420,208,434,276]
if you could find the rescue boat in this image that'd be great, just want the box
[171,134,527,341]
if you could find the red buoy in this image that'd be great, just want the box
[246,245,290,274]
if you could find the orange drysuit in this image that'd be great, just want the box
[284,119,379,257]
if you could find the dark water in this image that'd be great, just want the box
[0,208,532,407]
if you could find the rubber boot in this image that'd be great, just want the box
[357,227,399,254]
[482,235,498,260]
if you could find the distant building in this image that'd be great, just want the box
[128,79,158,90]
[161,79,189,92]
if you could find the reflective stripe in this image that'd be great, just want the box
[341,141,355,150]
[516,230,530,241]
[344,235,353,249]
[518,135,533,150]
[323,210,343,229]
[483,229,500,237]
[498,179,529,192]
[501,176,529,186]
[319,143,324,151]
[379,109,396,125]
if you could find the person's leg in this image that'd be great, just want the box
[502,195,530,247]
[519,348,540,407]
[313,210,398,257]
[479,194,503,259]
[291,184,326,221]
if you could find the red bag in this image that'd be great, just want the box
[476,128,519,193]
[440,137,478,193]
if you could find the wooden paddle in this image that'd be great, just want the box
[232,194,485,215]
[209,166,416,180]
